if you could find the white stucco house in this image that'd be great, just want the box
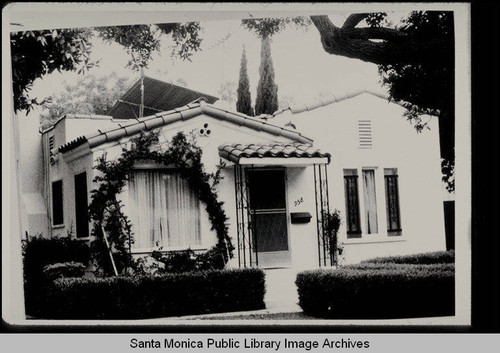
[19,83,446,269]
[269,89,447,264]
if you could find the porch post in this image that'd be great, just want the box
[313,164,322,267]
[313,163,332,267]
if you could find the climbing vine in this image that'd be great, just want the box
[88,130,234,275]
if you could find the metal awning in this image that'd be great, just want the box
[218,143,331,166]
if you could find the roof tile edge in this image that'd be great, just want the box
[59,102,313,154]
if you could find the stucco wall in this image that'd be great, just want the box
[273,93,446,264]
[286,167,321,269]
[18,113,48,237]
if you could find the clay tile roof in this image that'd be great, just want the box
[58,101,313,154]
[218,142,331,164]
[272,89,440,117]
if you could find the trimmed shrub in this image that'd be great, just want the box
[23,236,91,316]
[23,236,90,282]
[361,250,455,265]
[296,264,454,319]
[39,268,266,319]
[343,262,455,272]
[42,262,86,282]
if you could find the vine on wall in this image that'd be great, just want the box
[88,130,234,275]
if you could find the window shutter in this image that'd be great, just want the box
[384,168,402,234]
[343,169,361,238]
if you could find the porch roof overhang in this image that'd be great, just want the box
[218,143,331,166]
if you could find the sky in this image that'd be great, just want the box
[29,13,409,114]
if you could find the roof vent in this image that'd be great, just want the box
[358,120,372,149]
[49,135,56,165]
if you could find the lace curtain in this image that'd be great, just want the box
[128,170,201,249]
[362,169,378,234]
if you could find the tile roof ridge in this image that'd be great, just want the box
[272,89,393,117]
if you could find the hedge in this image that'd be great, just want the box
[343,262,455,272]
[39,268,266,319]
[296,264,454,319]
[361,250,455,265]
[23,236,90,283]
[23,236,91,316]
[42,262,87,282]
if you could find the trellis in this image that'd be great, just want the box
[234,162,334,268]
[314,164,335,267]
[234,164,258,268]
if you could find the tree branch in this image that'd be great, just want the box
[342,13,370,28]
[310,15,338,36]
[310,14,451,66]
[341,27,407,40]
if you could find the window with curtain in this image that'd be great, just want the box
[362,169,378,234]
[128,170,201,249]
[344,169,361,238]
[384,168,402,235]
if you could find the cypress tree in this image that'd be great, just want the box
[236,45,254,116]
[255,36,278,116]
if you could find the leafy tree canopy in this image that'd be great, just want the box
[218,80,238,111]
[11,23,202,113]
[11,13,455,190]
[39,72,134,130]
[242,16,311,38]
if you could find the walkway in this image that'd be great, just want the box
[263,267,300,311]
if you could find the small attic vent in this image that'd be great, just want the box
[49,135,55,152]
[358,120,372,149]
[49,135,56,165]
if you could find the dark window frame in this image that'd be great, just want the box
[51,179,64,226]
[344,170,362,238]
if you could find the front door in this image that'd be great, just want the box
[247,169,291,267]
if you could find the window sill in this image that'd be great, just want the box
[74,237,91,241]
[343,236,406,245]
[52,224,65,229]
[131,245,208,255]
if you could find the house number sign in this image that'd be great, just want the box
[294,197,304,207]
